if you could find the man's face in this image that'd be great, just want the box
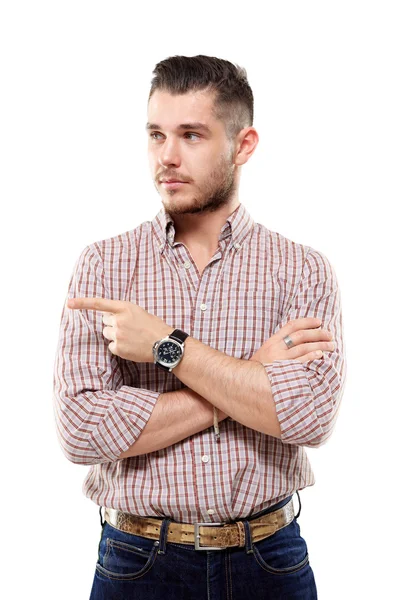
[147,89,238,215]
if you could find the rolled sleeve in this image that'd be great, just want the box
[88,386,160,462]
[263,247,347,448]
[53,243,160,465]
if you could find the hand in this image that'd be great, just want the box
[249,317,334,365]
[66,297,174,363]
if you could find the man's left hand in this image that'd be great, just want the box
[66,297,174,363]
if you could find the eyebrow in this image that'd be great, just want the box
[145,122,212,134]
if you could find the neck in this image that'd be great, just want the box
[172,200,240,253]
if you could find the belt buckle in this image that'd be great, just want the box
[194,522,227,551]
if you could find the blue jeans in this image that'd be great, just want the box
[89,493,318,599]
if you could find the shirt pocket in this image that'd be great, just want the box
[215,289,281,360]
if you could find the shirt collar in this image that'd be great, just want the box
[152,202,255,254]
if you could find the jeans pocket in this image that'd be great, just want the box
[95,522,159,581]
[251,519,310,576]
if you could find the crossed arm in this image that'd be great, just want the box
[118,341,280,459]
[55,243,345,465]
[118,245,346,458]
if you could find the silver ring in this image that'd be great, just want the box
[283,335,295,349]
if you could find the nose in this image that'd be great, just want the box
[158,137,181,170]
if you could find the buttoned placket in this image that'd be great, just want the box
[160,231,243,522]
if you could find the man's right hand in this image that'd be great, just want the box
[249,317,335,365]
[218,318,335,422]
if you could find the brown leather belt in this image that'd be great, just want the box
[103,498,295,551]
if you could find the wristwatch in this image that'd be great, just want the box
[152,328,189,372]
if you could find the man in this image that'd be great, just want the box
[53,55,346,599]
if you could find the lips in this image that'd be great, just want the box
[161,181,187,189]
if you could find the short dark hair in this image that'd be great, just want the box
[148,55,254,145]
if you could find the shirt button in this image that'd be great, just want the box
[183,261,191,269]
[234,243,241,250]
[207,509,215,515]
[200,303,207,311]
[201,455,209,463]
[159,244,164,250]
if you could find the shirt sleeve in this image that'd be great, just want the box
[52,243,160,465]
[262,247,347,448]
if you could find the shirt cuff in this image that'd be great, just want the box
[88,386,161,462]
[263,359,322,446]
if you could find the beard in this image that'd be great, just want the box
[158,150,237,216]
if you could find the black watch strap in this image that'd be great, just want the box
[169,329,189,344]
[156,362,170,372]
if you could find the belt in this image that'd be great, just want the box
[103,498,295,551]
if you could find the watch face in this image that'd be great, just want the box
[157,340,182,365]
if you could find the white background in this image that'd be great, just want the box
[1,1,399,598]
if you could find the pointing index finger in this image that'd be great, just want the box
[66,297,122,312]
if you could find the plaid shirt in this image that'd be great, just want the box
[53,202,346,523]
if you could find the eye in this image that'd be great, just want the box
[149,132,200,141]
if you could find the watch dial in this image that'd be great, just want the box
[158,341,181,364]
